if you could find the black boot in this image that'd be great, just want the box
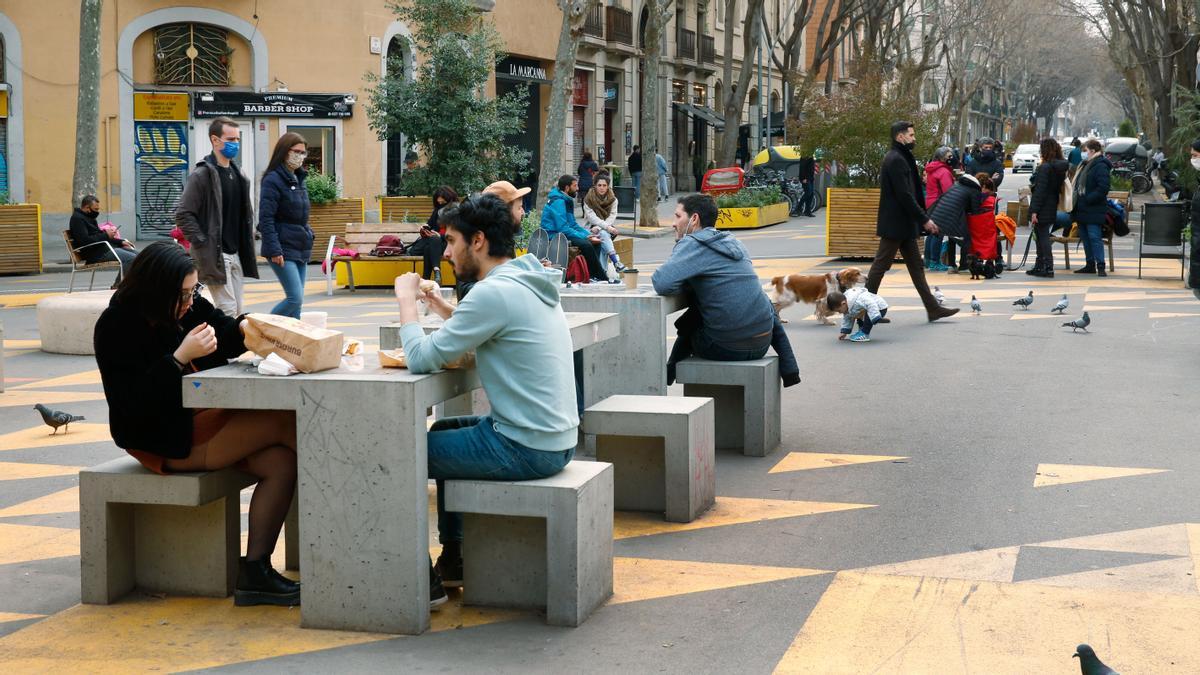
[435,541,463,589]
[1074,264,1096,274]
[235,556,300,607]
[429,557,448,609]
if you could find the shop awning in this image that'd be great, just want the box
[673,102,726,130]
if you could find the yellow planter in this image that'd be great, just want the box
[334,259,457,287]
[825,187,886,259]
[0,204,43,274]
[716,202,789,229]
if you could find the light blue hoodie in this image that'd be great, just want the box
[399,254,578,451]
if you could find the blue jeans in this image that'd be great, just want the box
[268,259,308,318]
[631,171,641,190]
[1080,222,1105,268]
[427,415,574,543]
[923,235,943,265]
[856,307,887,336]
[593,228,617,261]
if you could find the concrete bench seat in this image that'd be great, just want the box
[444,460,613,627]
[37,290,113,355]
[582,394,714,523]
[676,356,781,457]
[80,455,298,604]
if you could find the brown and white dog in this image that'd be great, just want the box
[765,267,864,325]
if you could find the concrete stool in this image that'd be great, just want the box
[676,356,781,457]
[80,456,257,604]
[445,461,614,627]
[37,290,113,355]
[582,395,715,523]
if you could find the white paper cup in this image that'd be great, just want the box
[622,268,639,290]
[300,311,328,329]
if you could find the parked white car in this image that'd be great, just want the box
[1011,144,1040,173]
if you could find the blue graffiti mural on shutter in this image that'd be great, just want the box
[134,121,188,239]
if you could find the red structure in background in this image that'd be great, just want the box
[701,166,744,194]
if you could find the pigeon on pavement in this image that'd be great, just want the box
[1073,643,1119,675]
[34,404,85,435]
[933,286,946,306]
[970,295,982,314]
[1062,311,1091,332]
[1051,294,1069,314]
[1012,290,1034,310]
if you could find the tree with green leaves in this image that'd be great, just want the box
[365,0,529,196]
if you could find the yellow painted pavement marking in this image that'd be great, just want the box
[855,546,1021,583]
[1085,290,1190,302]
[1035,524,1191,556]
[1009,313,1070,321]
[0,523,78,566]
[1149,299,1200,305]
[610,557,828,605]
[614,496,874,540]
[1018,557,1198,596]
[768,452,907,474]
[0,612,45,623]
[0,389,106,408]
[0,423,111,452]
[0,293,61,309]
[326,322,376,328]
[0,487,79,518]
[0,462,83,482]
[1188,524,1200,595]
[772,571,1200,674]
[306,297,394,307]
[1078,305,1141,311]
[1149,312,1200,318]
[3,340,40,349]
[1033,463,1168,488]
[11,370,102,390]
[361,311,399,318]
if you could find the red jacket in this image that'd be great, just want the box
[924,160,954,208]
[967,195,998,258]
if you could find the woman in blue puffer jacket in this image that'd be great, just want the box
[257,133,314,318]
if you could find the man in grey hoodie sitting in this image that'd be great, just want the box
[653,193,800,387]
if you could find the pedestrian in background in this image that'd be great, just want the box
[656,150,669,201]
[407,185,459,284]
[1190,141,1200,299]
[923,147,955,270]
[577,149,599,216]
[965,137,1004,190]
[1069,138,1112,276]
[542,174,608,282]
[865,121,959,322]
[1027,138,1069,278]
[1067,137,1083,179]
[175,116,258,317]
[257,133,313,319]
[628,145,642,191]
[583,172,626,275]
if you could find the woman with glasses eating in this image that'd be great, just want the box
[93,241,300,607]
[257,132,314,319]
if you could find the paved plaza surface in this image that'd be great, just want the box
[1,174,1199,672]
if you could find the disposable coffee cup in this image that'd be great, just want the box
[300,311,328,329]
[622,268,639,290]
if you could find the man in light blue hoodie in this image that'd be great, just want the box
[393,192,578,597]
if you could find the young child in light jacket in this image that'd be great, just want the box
[827,288,889,343]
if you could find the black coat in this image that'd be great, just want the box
[927,175,983,239]
[1192,184,1200,288]
[1071,156,1112,225]
[257,165,313,262]
[966,154,1005,189]
[1029,159,1069,225]
[68,208,126,263]
[876,141,928,240]
[628,151,642,173]
[94,294,246,459]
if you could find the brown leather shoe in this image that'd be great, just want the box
[927,306,960,322]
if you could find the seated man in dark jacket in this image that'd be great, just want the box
[653,194,800,387]
[68,195,137,272]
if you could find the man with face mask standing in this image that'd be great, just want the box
[866,121,960,322]
[175,116,258,316]
[966,137,1004,190]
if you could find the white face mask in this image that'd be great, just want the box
[1190,157,1200,171]
[286,152,305,170]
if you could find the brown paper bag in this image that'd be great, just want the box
[244,313,344,373]
[375,347,474,370]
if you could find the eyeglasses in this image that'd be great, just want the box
[181,282,205,304]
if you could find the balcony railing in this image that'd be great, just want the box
[583,5,603,38]
[606,7,633,45]
[700,34,716,63]
[677,28,696,60]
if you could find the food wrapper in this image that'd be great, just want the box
[376,347,475,370]
[257,352,298,376]
[243,313,344,373]
[417,279,438,298]
[343,339,362,356]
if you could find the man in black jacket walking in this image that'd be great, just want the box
[866,121,959,322]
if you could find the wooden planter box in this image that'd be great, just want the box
[0,204,43,274]
[308,198,364,262]
[716,202,789,230]
[379,196,434,223]
[827,187,889,259]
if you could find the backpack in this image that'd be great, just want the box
[370,234,406,256]
[1105,199,1129,237]
[565,254,590,283]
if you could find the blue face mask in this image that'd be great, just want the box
[219,140,240,160]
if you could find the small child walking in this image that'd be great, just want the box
[827,288,889,343]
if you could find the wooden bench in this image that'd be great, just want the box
[444,461,614,627]
[80,455,299,604]
[1050,190,1128,272]
[324,222,452,294]
[63,230,123,292]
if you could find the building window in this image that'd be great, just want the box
[672,80,687,104]
[693,83,707,107]
[154,23,231,86]
[922,79,940,106]
[385,35,410,195]
[289,125,337,178]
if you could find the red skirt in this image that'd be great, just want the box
[125,408,236,475]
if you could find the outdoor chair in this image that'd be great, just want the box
[1138,202,1187,279]
[63,230,124,293]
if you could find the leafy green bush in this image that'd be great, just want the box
[0,190,9,205]
[1117,120,1136,137]
[517,209,539,251]
[715,186,784,209]
[610,167,623,185]
[305,172,340,206]
[1109,175,1132,192]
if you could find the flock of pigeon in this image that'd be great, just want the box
[939,286,1092,332]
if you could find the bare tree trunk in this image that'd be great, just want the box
[716,0,765,167]
[638,0,673,229]
[72,0,103,204]
[536,0,600,209]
